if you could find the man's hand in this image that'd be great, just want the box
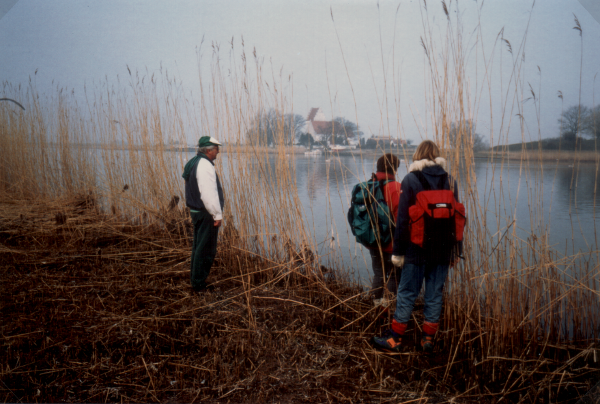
[391,255,404,267]
[214,220,222,227]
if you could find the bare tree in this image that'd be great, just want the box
[472,133,490,151]
[448,120,489,151]
[559,105,590,144]
[246,109,305,146]
[583,105,600,140]
[287,114,306,142]
[332,117,363,144]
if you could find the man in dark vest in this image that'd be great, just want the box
[182,136,225,293]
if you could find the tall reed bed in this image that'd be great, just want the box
[1,1,599,401]
[413,1,600,389]
[0,47,326,279]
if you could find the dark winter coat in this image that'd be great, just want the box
[392,158,461,265]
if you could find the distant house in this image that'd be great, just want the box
[368,136,406,148]
[306,107,325,123]
[305,107,359,146]
[306,108,333,143]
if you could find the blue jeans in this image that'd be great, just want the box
[393,263,449,324]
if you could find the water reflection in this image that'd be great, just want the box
[472,160,600,255]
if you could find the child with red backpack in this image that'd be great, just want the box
[373,140,465,353]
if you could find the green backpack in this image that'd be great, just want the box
[347,178,395,248]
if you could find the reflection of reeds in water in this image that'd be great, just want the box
[1,2,599,401]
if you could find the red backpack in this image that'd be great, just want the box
[408,171,466,249]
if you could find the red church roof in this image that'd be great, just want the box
[311,120,343,135]
[307,107,319,122]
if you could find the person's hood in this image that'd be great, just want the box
[409,157,447,173]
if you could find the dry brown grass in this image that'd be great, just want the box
[1,195,598,403]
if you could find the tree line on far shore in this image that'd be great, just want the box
[244,109,491,151]
[244,109,363,148]
[492,105,600,152]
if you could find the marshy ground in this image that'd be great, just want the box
[1,195,599,403]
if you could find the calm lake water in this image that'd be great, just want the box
[215,152,600,286]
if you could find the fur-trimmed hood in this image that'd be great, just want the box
[409,157,447,172]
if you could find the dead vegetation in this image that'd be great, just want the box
[1,195,598,403]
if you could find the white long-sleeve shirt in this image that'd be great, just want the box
[196,158,223,221]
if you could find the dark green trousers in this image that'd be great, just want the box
[190,210,220,290]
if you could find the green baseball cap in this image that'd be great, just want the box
[197,136,222,147]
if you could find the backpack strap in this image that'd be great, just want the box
[375,179,393,201]
[368,174,392,190]
[379,179,393,188]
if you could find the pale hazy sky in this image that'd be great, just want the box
[1,0,599,145]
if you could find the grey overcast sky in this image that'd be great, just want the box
[0,0,599,145]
